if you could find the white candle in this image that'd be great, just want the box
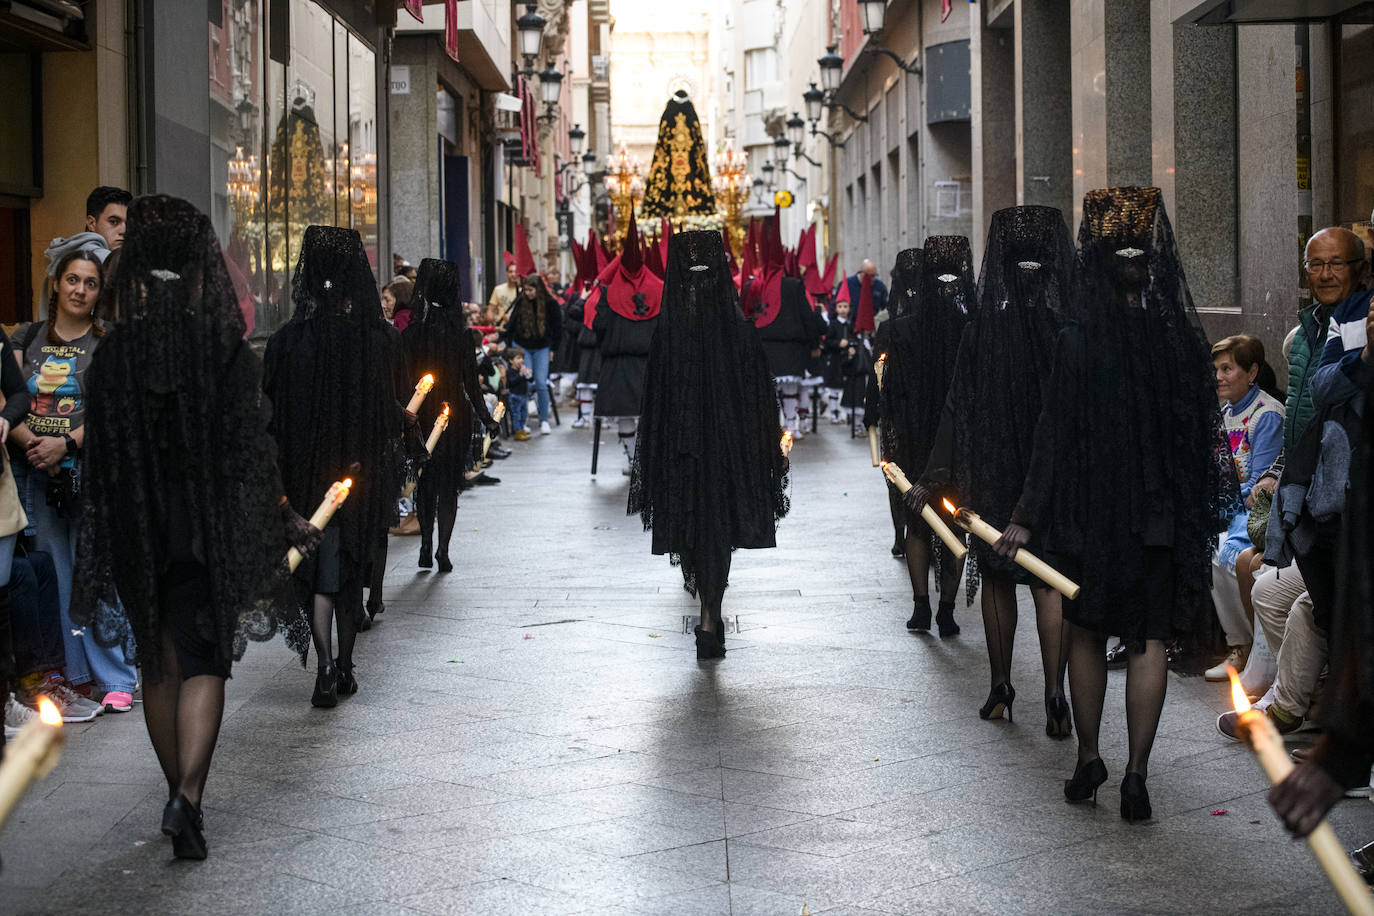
[868,426,880,467]
[0,697,64,829]
[880,462,967,559]
[425,404,451,454]
[874,353,888,390]
[945,502,1080,599]
[781,431,794,458]
[286,478,352,572]
[1227,669,1374,916]
[405,374,435,414]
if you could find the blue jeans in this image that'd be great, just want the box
[509,387,529,431]
[526,346,551,422]
[14,459,138,694]
[1217,509,1253,573]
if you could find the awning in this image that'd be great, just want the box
[1177,0,1374,24]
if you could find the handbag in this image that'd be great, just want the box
[1247,486,1273,551]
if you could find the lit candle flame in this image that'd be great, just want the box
[37,695,61,726]
[942,498,957,515]
[880,353,887,360]
[442,404,451,417]
[341,478,353,490]
[420,373,434,387]
[1226,664,1250,713]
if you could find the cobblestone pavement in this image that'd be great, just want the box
[3,416,1372,914]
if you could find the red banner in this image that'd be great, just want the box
[444,0,460,62]
[403,0,422,22]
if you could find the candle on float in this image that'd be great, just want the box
[781,431,794,458]
[425,403,452,454]
[405,374,435,414]
[943,500,1080,599]
[1226,667,1374,916]
[880,462,967,559]
[0,696,64,829]
[868,426,881,467]
[286,478,352,572]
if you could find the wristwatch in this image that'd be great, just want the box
[62,433,76,458]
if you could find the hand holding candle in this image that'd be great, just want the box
[0,696,64,830]
[943,499,1079,599]
[405,373,435,415]
[1227,668,1374,916]
[874,353,888,390]
[781,431,794,458]
[881,462,967,559]
[286,478,352,572]
[867,426,881,467]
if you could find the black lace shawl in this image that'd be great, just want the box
[879,237,971,474]
[400,258,496,498]
[944,207,1073,580]
[71,195,306,679]
[1013,187,1234,647]
[262,226,400,636]
[887,248,923,320]
[628,230,790,596]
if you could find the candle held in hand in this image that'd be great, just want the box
[868,426,880,467]
[0,696,65,829]
[286,478,352,572]
[781,431,794,458]
[406,374,435,414]
[425,403,452,454]
[874,353,888,391]
[881,462,967,559]
[1226,668,1374,915]
[943,500,1079,599]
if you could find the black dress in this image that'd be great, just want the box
[756,277,824,379]
[628,231,790,597]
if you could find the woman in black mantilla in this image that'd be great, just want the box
[263,225,402,707]
[880,237,970,637]
[913,206,1075,735]
[870,248,921,557]
[72,195,320,859]
[996,187,1231,820]
[403,258,498,571]
[629,231,790,660]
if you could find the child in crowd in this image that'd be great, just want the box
[823,298,858,423]
[505,346,533,440]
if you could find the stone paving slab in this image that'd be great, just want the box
[2,421,1371,914]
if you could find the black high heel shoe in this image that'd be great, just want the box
[334,659,358,696]
[935,600,960,638]
[891,537,905,558]
[906,596,932,631]
[418,542,433,569]
[978,683,1015,722]
[1064,758,1108,805]
[694,626,726,660]
[436,552,453,573]
[311,663,338,708]
[1045,696,1072,739]
[1120,772,1152,822]
[163,794,208,860]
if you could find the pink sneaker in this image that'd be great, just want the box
[102,691,134,713]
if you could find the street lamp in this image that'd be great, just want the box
[854,0,922,73]
[761,161,775,190]
[581,150,597,172]
[815,46,869,122]
[515,2,545,75]
[786,113,823,167]
[772,135,791,166]
[803,83,824,123]
[568,123,586,157]
[536,60,563,123]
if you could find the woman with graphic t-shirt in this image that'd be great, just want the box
[9,249,138,714]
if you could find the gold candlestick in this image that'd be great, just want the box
[406,374,435,415]
[944,500,1079,599]
[1227,668,1374,916]
[0,696,64,829]
[287,478,352,572]
[880,462,967,559]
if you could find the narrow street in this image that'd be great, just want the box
[5,421,1370,915]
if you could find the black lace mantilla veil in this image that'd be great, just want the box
[887,247,923,320]
[263,226,399,646]
[628,230,790,596]
[71,195,306,679]
[947,206,1074,584]
[401,258,496,497]
[1014,187,1236,650]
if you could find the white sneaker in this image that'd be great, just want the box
[4,693,38,738]
[539,421,551,435]
[571,416,588,429]
[1204,645,1250,682]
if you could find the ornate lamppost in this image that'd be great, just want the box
[711,138,750,260]
[605,140,644,251]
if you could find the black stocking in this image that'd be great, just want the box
[1066,621,1107,766]
[311,594,334,670]
[982,575,1017,689]
[335,588,362,671]
[416,480,437,551]
[142,627,225,807]
[694,550,732,633]
[1124,639,1167,778]
[436,497,457,559]
[367,540,387,613]
[1031,586,1068,701]
[887,487,906,551]
[904,530,930,599]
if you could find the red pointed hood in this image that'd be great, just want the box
[807,251,837,299]
[659,218,673,270]
[589,230,609,274]
[514,223,536,276]
[797,224,818,271]
[582,254,620,329]
[621,212,644,273]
